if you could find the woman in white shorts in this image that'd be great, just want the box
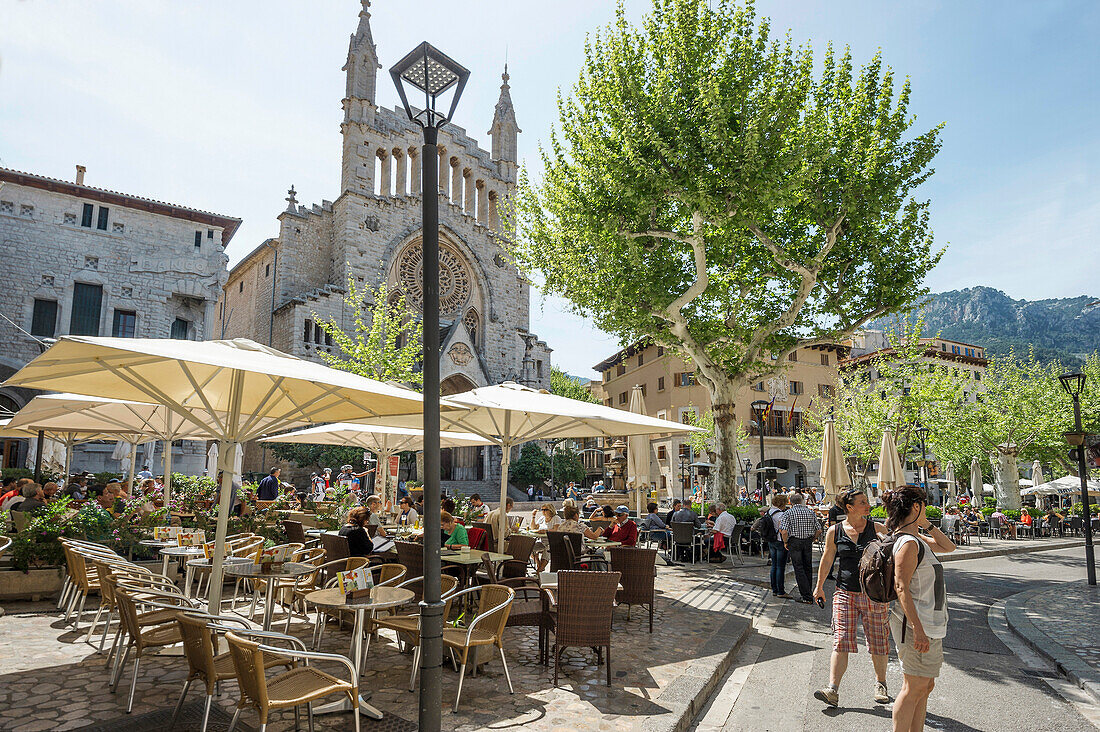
[884,486,956,732]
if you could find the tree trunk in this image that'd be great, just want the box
[991,444,1022,510]
[710,383,740,507]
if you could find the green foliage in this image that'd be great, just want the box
[550,445,585,491]
[549,367,598,403]
[313,278,423,388]
[509,443,551,490]
[93,471,122,486]
[266,443,365,473]
[730,505,761,523]
[511,0,943,503]
[870,505,886,519]
[925,506,942,520]
[1,468,33,481]
[313,488,355,531]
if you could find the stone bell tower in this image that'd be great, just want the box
[341,0,380,194]
[487,65,521,186]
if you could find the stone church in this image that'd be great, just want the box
[220,1,551,487]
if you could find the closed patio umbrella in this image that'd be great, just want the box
[4,336,428,612]
[877,428,906,495]
[1031,460,1044,488]
[970,456,983,502]
[357,381,702,552]
[626,385,652,516]
[943,462,957,505]
[820,417,852,502]
[262,423,493,506]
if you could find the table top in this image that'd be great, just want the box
[539,572,622,591]
[139,539,173,548]
[223,561,316,579]
[186,556,251,568]
[159,546,205,557]
[585,539,622,548]
[305,586,415,611]
[440,550,511,565]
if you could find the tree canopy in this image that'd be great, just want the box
[549,367,598,403]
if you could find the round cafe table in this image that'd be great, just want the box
[158,545,205,590]
[304,586,415,720]
[223,562,316,631]
[185,555,250,599]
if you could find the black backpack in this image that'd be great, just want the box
[859,533,925,604]
[751,510,778,543]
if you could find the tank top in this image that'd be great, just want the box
[833,520,878,593]
[890,534,948,639]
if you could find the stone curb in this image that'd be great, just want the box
[939,539,1084,563]
[638,613,752,732]
[1004,587,1100,704]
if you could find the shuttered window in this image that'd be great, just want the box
[69,283,102,335]
[96,207,109,231]
[112,310,137,337]
[170,318,190,340]
[31,299,58,337]
[81,204,94,227]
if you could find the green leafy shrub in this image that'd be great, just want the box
[870,506,887,519]
[925,506,942,520]
[1,468,33,481]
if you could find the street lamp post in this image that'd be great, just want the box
[752,399,769,499]
[678,452,688,502]
[914,422,930,501]
[547,437,564,498]
[390,42,470,731]
[1059,371,1096,586]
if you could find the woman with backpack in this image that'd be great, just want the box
[812,488,891,708]
[885,486,955,732]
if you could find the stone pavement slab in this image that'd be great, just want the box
[1006,584,1100,704]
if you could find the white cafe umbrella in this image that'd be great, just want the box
[0,416,126,482]
[820,418,852,502]
[970,456,983,501]
[626,385,652,516]
[262,424,493,506]
[943,462,957,504]
[877,428,906,494]
[357,381,702,552]
[1031,460,1044,488]
[1024,475,1100,497]
[8,392,212,505]
[4,336,429,612]
[205,442,244,482]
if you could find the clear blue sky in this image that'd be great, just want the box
[2,1,1097,379]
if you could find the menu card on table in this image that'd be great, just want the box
[154,526,182,542]
[176,530,205,547]
[337,566,374,595]
[260,545,292,564]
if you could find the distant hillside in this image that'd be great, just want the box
[870,287,1100,366]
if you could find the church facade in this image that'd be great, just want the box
[220,2,551,486]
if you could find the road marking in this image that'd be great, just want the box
[989,599,1100,729]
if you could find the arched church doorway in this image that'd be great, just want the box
[439,374,483,481]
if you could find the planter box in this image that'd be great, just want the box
[0,567,64,601]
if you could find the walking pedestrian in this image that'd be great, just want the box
[885,486,956,732]
[812,488,891,708]
[764,493,789,598]
[779,490,821,603]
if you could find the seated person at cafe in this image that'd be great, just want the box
[278,482,301,509]
[96,482,125,513]
[1019,509,1034,532]
[532,503,563,571]
[672,500,704,528]
[990,508,1017,538]
[1045,507,1064,535]
[397,496,419,527]
[441,496,456,515]
[604,505,639,546]
[467,493,490,521]
[557,505,603,540]
[664,499,682,527]
[0,476,17,506]
[485,497,515,539]
[41,481,60,502]
[962,506,981,530]
[339,506,375,557]
[642,502,670,547]
[709,502,737,540]
[582,495,600,514]
[62,475,90,501]
[12,483,48,514]
[441,510,469,548]
[364,494,388,537]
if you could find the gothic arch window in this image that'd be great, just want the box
[463,308,480,347]
[396,240,473,317]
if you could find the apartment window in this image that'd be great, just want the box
[657,346,664,357]
[637,354,644,367]
[974,371,981,382]
[752,381,764,391]
[111,309,137,338]
[820,353,830,366]
[239,281,244,293]
[818,384,834,398]
[30,299,58,337]
[194,231,202,249]
[325,332,333,347]
[265,263,271,277]
[604,399,613,408]
[789,381,804,395]
[657,445,667,460]
[304,319,313,344]
[788,351,798,362]
[603,370,611,382]
[676,372,696,387]
[81,203,94,228]
[69,283,103,336]
[657,376,665,392]
[536,360,543,378]
[314,323,324,344]
[941,343,947,351]
[96,207,109,231]
[618,391,627,405]
[679,407,697,425]
[679,443,691,459]
[170,318,191,340]
[639,383,647,397]
[207,229,214,239]
[617,364,626,376]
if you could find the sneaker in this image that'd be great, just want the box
[814,687,839,707]
[874,681,890,703]
[776,592,792,599]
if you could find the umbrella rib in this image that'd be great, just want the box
[175,362,229,435]
[256,383,355,438]
[235,375,289,436]
[97,360,225,440]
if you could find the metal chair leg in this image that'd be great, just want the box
[58,575,72,609]
[106,625,123,669]
[73,592,88,633]
[306,701,314,732]
[126,654,142,712]
[98,609,114,652]
[200,694,212,732]
[293,704,301,732]
[499,645,513,694]
[111,644,131,692]
[408,645,420,691]
[169,679,191,730]
[453,662,467,712]
[353,695,360,732]
[227,708,241,732]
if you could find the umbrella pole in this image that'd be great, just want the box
[163,439,173,522]
[64,441,72,489]
[127,441,138,493]
[498,440,511,554]
[208,371,245,614]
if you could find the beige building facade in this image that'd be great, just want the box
[590,341,845,499]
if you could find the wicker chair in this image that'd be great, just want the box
[433,584,515,711]
[549,570,621,686]
[609,546,657,632]
[320,532,349,563]
[395,540,423,577]
[547,531,605,572]
[171,612,294,732]
[110,588,198,712]
[671,522,704,564]
[370,575,459,670]
[299,558,371,648]
[503,534,537,579]
[502,577,554,665]
[224,630,360,732]
[282,520,307,545]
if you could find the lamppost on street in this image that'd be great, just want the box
[743,457,752,499]
[752,399,769,499]
[914,422,930,500]
[1059,371,1096,586]
[678,452,689,502]
[390,41,469,731]
[547,437,564,498]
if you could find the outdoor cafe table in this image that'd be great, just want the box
[157,545,204,586]
[223,561,316,631]
[184,555,250,599]
[303,586,415,720]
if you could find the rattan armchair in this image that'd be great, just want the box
[394,540,423,576]
[224,630,360,732]
[548,570,621,686]
[368,575,461,687]
[609,546,657,632]
[547,531,606,572]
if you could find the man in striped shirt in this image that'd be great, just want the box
[780,491,822,603]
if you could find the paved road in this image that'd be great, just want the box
[692,547,1099,731]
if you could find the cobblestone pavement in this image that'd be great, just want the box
[1019,584,1100,676]
[0,561,758,732]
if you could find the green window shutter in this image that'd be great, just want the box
[69,283,103,336]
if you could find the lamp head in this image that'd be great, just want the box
[1059,371,1086,398]
[389,41,470,129]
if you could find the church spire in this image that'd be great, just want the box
[488,64,521,165]
[343,0,379,119]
